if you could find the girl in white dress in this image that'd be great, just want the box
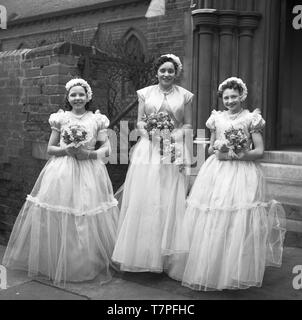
[180,77,286,291]
[112,54,194,273]
[2,78,119,285]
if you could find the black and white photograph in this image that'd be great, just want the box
[0,0,301,307]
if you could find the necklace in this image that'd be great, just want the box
[158,85,174,96]
[70,111,88,119]
[227,108,244,120]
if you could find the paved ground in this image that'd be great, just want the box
[0,245,302,300]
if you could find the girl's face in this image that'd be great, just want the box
[222,88,242,113]
[157,62,176,88]
[68,85,88,112]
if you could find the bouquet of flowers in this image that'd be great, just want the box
[142,112,175,138]
[142,112,183,166]
[62,124,90,148]
[224,127,248,154]
[214,126,248,159]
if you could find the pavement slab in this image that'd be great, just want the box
[39,276,193,300]
[0,280,88,300]
[1,244,302,300]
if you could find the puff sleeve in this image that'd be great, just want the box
[95,110,110,142]
[250,108,266,133]
[206,110,218,132]
[137,87,148,104]
[48,109,64,132]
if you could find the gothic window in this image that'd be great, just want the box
[125,34,145,62]
[121,29,147,98]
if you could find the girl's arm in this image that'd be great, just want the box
[137,96,147,130]
[83,139,110,160]
[181,101,193,166]
[47,130,77,157]
[235,132,264,161]
[172,100,193,143]
[182,100,193,130]
[208,131,216,155]
[75,134,111,160]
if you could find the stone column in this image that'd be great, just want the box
[192,9,218,131]
[238,12,261,105]
[217,10,238,108]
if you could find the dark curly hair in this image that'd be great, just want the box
[64,85,92,111]
[153,56,178,75]
[217,80,244,98]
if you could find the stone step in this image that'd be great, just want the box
[259,151,302,247]
[260,162,302,182]
[283,204,302,248]
[261,151,302,166]
[283,203,302,221]
[260,156,302,211]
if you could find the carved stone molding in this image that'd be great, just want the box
[217,10,238,35]
[192,9,218,34]
[192,8,262,34]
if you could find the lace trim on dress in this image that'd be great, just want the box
[26,195,118,216]
[186,199,282,213]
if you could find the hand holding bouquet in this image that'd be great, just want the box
[62,124,90,149]
[214,127,248,160]
[142,112,184,171]
[142,112,175,149]
[213,139,229,153]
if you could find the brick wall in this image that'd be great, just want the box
[0,2,150,51]
[0,0,192,70]
[147,0,192,59]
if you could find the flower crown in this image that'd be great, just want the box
[218,77,248,102]
[65,78,93,101]
[161,54,183,76]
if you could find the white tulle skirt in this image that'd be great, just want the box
[112,136,190,272]
[175,155,286,291]
[2,155,119,286]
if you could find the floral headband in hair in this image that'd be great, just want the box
[160,54,183,76]
[65,78,93,101]
[218,77,248,102]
